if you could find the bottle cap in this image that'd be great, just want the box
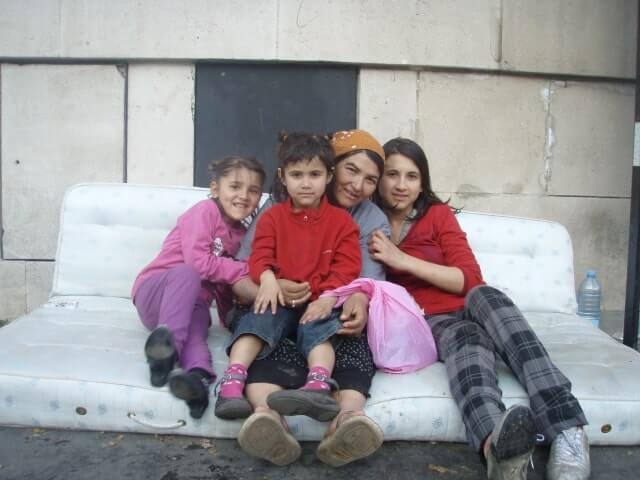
[587,270,596,277]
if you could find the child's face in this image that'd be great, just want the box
[210,167,263,222]
[279,156,332,210]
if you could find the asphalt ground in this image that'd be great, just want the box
[1,426,639,479]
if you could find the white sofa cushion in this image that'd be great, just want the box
[51,184,210,299]
[458,212,577,314]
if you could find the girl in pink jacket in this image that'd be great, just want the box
[131,156,265,419]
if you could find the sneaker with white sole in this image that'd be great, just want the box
[546,427,590,480]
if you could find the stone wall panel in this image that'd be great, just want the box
[1,64,124,259]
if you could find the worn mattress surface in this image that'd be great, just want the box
[1,183,638,444]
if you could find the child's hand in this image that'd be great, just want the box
[300,297,338,324]
[254,270,284,315]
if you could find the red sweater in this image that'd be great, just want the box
[387,204,485,315]
[249,196,361,300]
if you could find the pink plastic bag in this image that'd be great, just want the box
[322,279,438,374]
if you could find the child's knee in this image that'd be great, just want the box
[169,264,201,287]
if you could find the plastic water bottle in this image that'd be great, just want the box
[577,270,602,328]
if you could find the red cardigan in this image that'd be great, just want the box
[387,204,485,315]
[249,196,361,300]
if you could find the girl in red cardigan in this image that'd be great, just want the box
[215,132,362,431]
[370,138,590,480]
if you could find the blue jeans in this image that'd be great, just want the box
[226,304,343,360]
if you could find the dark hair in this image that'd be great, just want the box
[377,137,445,220]
[325,148,385,207]
[208,155,266,186]
[272,131,335,202]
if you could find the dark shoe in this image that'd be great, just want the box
[487,404,537,480]
[213,369,252,420]
[214,396,253,420]
[238,411,301,466]
[267,389,340,422]
[168,368,212,419]
[144,326,177,387]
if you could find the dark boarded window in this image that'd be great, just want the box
[194,64,357,190]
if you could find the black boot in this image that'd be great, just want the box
[144,326,177,387]
[169,368,213,419]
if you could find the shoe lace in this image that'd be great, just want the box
[212,373,246,396]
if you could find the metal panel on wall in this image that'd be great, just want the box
[194,64,357,190]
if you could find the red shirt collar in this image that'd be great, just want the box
[285,195,329,222]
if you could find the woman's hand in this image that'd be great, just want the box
[254,270,284,315]
[278,279,312,309]
[370,230,466,294]
[300,296,338,324]
[369,229,409,271]
[337,292,369,336]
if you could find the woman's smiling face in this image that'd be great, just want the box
[332,152,381,209]
[378,153,423,217]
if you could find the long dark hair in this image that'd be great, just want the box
[377,137,445,220]
[271,131,335,202]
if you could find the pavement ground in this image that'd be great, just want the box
[1,426,639,479]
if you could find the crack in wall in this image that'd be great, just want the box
[414,72,420,141]
[540,81,555,193]
[490,0,503,64]
[275,0,281,59]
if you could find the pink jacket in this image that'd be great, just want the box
[322,278,438,374]
[132,199,248,324]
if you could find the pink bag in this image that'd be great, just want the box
[322,279,438,374]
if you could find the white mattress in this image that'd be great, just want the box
[2,183,639,445]
[1,295,638,444]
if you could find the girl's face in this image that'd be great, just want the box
[210,167,263,222]
[279,156,332,210]
[332,152,380,209]
[378,153,423,217]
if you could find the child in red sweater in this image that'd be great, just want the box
[215,132,362,422]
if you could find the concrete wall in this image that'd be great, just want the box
[359,71,635,310]
[0,0,637,319]
[1,0,635,77]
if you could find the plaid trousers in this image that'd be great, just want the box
[426,285,588,451]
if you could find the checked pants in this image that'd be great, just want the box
[426,285,587,451]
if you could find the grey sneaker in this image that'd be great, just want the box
[486,404,537,480]
[546,427,590,480]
